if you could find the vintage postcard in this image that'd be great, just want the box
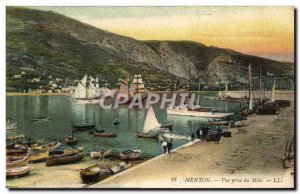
[6,6,295,189]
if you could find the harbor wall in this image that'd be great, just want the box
[218,90,294,102]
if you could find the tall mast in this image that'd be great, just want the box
[248,63,253,110]
[71,121,74,138]
[259,64,263,103]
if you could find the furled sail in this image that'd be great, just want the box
[270,79,276,103]
[143,106,161,133]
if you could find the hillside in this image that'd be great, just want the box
[6,7,294,92]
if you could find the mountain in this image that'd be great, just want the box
[6,7,294,92]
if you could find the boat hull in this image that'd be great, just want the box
[74,124,96,131]
[119,150,141,160]
[6,166,31,178]
[94,131,117,137]
[46,153,84,166]
[80,165,112,184]
[167,109,234,118]
[6,156,29,168]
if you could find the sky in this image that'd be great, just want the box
[31,6,294,62]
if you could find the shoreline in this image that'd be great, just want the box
[91,106,294,188]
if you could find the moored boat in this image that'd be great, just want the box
[46,152,84,166]
[6,166,31,179]
[119,150,141,160]
[31,116,50,122]
[80,165,112,184]
[94,131,117,138]
[110,161,132,174]
[35,142,61,152]
[6,155,29,168]
[89,149,113,159]
[74,124,96,131]
[65,122,77,146]
[112,116,120,125]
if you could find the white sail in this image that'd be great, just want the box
[270,79,276,102]
[73,74,88,99]
[143,106,161,133]
[248,64,254,110]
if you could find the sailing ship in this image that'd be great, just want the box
[135,106,170,138]
[72,74,114,104]
[256,79,278,114]
[117,74,148,103]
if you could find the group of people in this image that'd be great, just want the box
[193,125,222,144]
[194,126,209,140]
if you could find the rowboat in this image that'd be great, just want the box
[28,148,49,163]
[6,134,25,141]
[74,124,96,131]
[46,152,84,166]
[7,166,31,178]
[80,165,112,184]
[35,142,61,152]
[6,145,28,155]
[31,116,50,122]
[6,155,29,168]
[119,150,141,160]
[94,131,117,138]
[6,123,17,130]
[89,150,112,159]
[65,122,77,145]
[63,147,84,155]
[112,117,120,125]
[65,137,77,146]
[110,161,132,174]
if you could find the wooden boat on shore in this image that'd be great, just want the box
[6,155,29,168]
[46,152,84,166]
[89,149,113,159]
[36,142,61,152]
[6,134,25,141]
[94,131,117,138]
[6,145,28,155]
[7,166,31,179]
[31,116,50,122]
[110,161,132,174]
[120,150,141,160]
[80,165,112,184]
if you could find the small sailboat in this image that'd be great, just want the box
[65,122,77,146]
[113,116,120,125]
[74,112,96,131]
[135,106,169,138]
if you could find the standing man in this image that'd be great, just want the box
[196,128,200,139]
[167,139,173,154]
[161,139,168,154]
